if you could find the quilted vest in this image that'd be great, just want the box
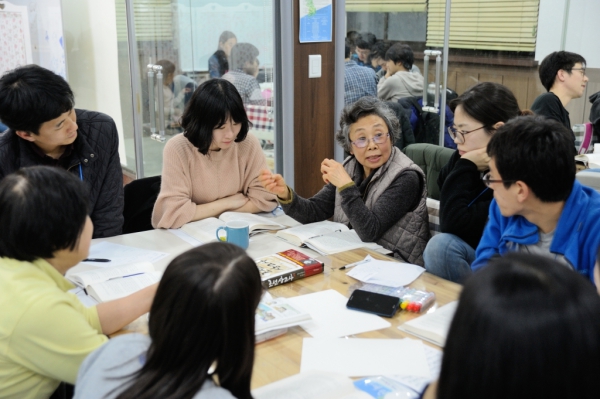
[333,147,430,265]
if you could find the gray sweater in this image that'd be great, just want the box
[377,71,424,102]
[74,334,235,399]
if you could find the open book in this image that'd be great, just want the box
[181,211,286,243]
[67,262,161,303]
[275,221,381,255]
[575,153,600,169]
[398,301,458,347]
[253,371,372,399]
[256,296,311,334]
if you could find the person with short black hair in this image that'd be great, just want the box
[74,242,262,399]
[377,43,423,102]
[152,79,277,229]
[471,115,600,281]
[344,44,377,105]
[208,31,237,78]
[0,166,156,399]
[422,252,600,399]
[531,51,588,134]
[354,32,377,68]
[0,64,124,238]
[154,59,196,129]
[222,42,265,106]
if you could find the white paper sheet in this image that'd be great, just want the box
[388,339,443,393]
[300,338,431,378]
[286,290,390,338]
[81,242,169,267]
[346,255,425,287]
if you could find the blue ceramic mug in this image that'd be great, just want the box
[216,221,250,249]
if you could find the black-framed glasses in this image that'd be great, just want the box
[482,172,516,188]
[351,133,390,148]
[570,67,586,76]
[447,125,486,144]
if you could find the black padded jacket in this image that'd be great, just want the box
[0,109,124,238]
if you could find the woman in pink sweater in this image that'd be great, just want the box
[152,79,277,229]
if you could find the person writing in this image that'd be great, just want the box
[74,242,262,399]
[259,97,429,265]
[423,82,526,282]
[0,166,156,399]
[152,79,277,229]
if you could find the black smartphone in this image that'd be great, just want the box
[346,289,400,318]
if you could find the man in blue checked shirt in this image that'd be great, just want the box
[344,45,377,106]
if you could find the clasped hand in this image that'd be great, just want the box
[258,169,290,201]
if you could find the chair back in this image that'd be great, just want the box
[123,175,162,234]
[402,143,454,200]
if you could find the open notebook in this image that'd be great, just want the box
[398,301,458,347]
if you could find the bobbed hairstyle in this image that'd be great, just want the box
[229,43,259,71]
[181,79,250,155]
[0,166,89,262]
[539,51,586,91]
[116,242,263,399]
[438,252,600,399]
[218,30,237,47]
[336,97,400,153]
[0,64,74,134]
[487,115,575,202]
[384,43,414,70]
[450,82,523,135]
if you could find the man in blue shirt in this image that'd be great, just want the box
[344,45,377,105]
[472,116,600,282]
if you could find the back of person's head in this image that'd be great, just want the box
[344,44,351,59]
[155,59,176,77]
[487,115,575,202]
[384,43,414,70]
[229,43,259,71]
[0,64,74,134]
[450,82,522,134]
[438,252,600,399]
[218,30,237,46]
[0,166,89,262]
[539,51,587,91]
[336,97,400,153]
[181,78,250,155]
[354,32,376,50]
[370,40,391,62]
[116,242,263,399]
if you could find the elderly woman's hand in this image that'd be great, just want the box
[321,158,353,188]
[258,169,290,201]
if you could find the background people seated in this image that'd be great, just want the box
[155,59,196,130]
[152,78,277,229]
[259,97,430,265]
[344,44,377,105]
[423,253,600,399]
[0,166,156,399]
[0,64,124,238]
[353,32,377,69]
[424,82,525,283]
[223,43,266,106]
[208,31,237,78]
[369,41,391,82]
[377,43,424,102]
[75,242,262,399]
[472,116,600,280]
[531,51,588,136]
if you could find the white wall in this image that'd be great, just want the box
[61,0,127,166]
[536,0,600,68]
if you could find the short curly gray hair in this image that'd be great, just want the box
[335,97,400,153]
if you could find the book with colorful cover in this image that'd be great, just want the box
[255,249,324,289]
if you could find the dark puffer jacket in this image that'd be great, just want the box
[0,109,124,238]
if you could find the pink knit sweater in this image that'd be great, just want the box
[152,133,277,228]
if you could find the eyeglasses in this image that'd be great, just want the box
[482,172,516,188]
[447,125,486,144]
[570,67,586,76]
[351,133,390,148]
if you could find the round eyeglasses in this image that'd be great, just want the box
[351,133,390,148]
[447,125,486,144]
[482,172,516,188]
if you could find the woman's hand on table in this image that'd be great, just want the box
[321,158,353,188]
[258,169,290,201]
[461,147,491,172]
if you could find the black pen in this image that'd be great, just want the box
[83,258,111,262]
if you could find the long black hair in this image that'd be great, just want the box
[116,242,263,399]
[438,252,600,399]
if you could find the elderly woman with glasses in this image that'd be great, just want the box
[259,97,430,265]
[423,82,529,282]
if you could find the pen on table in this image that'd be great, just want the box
[109,273,145,280]
[339,258,371,270]
[83,258,111,262]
